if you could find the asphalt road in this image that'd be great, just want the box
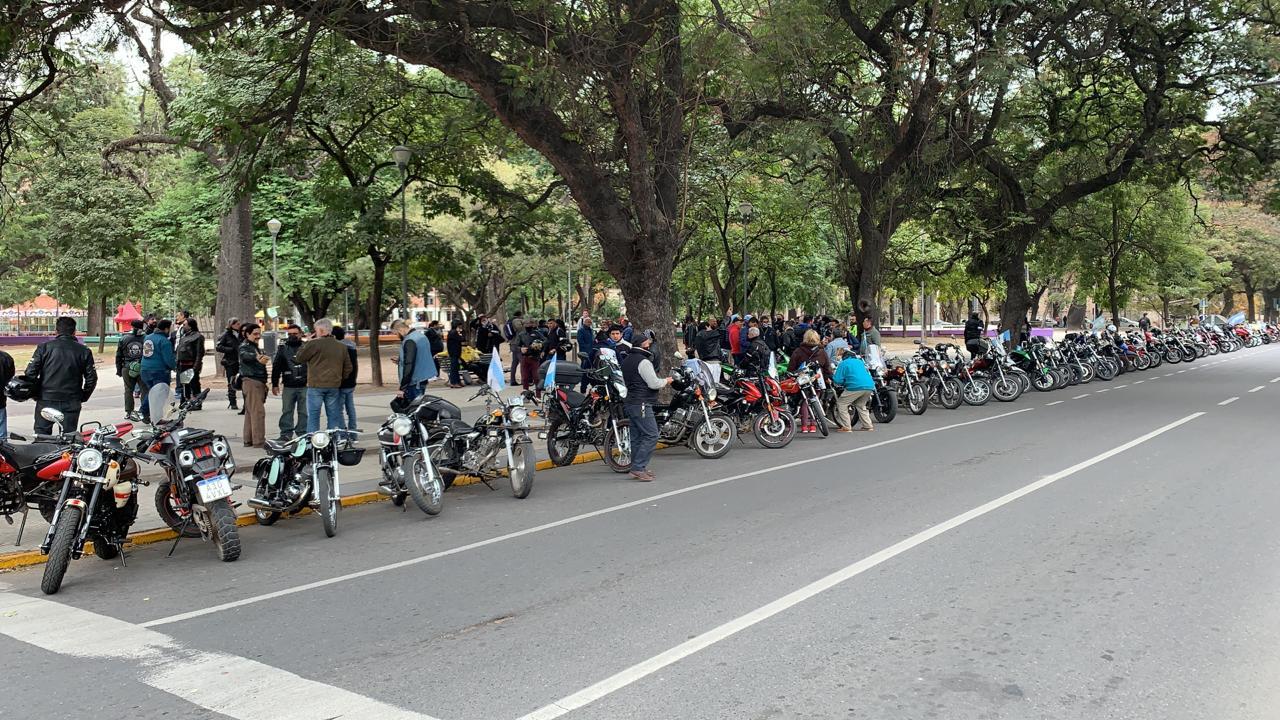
[2,345,1278,720]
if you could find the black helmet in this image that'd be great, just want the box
[5,375,38,403]
[389,396,410,413]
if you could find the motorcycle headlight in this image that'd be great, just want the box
[708,387,717,401]
[392,415,414,437]
[311,431,331,449]
[508,406,529,424]
[211,439,229,458]
[76,448,104,473]
[178,449,196,466]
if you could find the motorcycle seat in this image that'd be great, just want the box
[264,438,294,454]
[561,389,590,408]
[444,419,474,434]
[2,442,62,468]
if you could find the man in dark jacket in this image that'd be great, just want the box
[446,323,465,388]
[27,316,97,434]
[115,319,146,416]
[140,319,176,421]
[620,329,669,482]
[963,312,987,356]
[175,318,206,408]
[214,318,242,411]
[515,321,544,391]
[682,316,698,352]
[271,324,308,440]
[504,312,524,385]
[694,318,722,361]
[576,316,597,392]
[543,318,568,361]
[0,348,13,440]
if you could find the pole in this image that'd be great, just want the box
[400,167,409,322]
[919,234,925,345]
[270,232,277,327]
[741,244,749,316]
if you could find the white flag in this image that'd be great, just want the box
[487,350,505,392]
[544,351,558,389]
[767,350,778,378]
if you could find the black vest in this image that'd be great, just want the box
[621,348,659,406]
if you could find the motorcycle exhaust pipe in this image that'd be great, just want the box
[376,483,398,496]
[246,497,278,511]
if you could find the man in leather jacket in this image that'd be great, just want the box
[214,318,242,411]
[27,316,97,434]
[964,312,987,356]
[271,324,308,440]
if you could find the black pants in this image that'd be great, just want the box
[185,368,203,403]
[122,374,144,414]
[34,400,81,435]
[225,367,239,407]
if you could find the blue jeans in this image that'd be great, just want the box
[306,387,343,434]
[403,382,424,404]
[139,369,171,418]
[339,388,357,440]
[0,406,7,440]
[624,403,660,472]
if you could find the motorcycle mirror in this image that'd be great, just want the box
[6,433,26,442]
[40,407,64,434]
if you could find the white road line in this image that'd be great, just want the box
[1249,386,1265,393]
[1134,380,1144,384]
[515,412,1206,720]
[1115,384,1128,389]
[1271,377,1280,383]
[1046,400,1064,406]
[1165,373,1174,377]
[141,407,1035,628]
[1096,388,1110,393]
[0,593,440,720]
[1072,394,1090,399]
[1176,370,1186,374]
[1219,397,1239,406]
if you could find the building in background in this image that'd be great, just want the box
[0,292,86,335]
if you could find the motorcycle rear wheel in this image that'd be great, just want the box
[873,389,898,423]
[209,499,241,562]
[545,418,579,467]
[154,482,202,538]
[41,505,80,595]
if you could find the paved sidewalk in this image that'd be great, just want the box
[0,365,537,552]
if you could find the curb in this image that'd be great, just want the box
[0,448,609,572]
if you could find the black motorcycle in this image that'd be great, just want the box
[249,430,365,537]
[606,358,735,460]
[540,352,631,471]
[424,384,535,498]
[126,390,240,562]
[376,397,446,515]
[38,408,144,595]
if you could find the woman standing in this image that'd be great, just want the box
[176,318,206,408]
[788,329,832,433]
[237,323,270,448]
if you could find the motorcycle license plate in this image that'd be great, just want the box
[196,475,233,503]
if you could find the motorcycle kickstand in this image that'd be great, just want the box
[166,515,193,558]
[478,475,497,491]
[14,506,28,546]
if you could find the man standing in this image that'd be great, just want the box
[27,316,96,434]
[858,316,881,354]
[214,318,242,412]
[295,319,353,434]
[115,319,146,418]
[727,315,744,364]
[139,318,176,421]
[0,348,13,440]
[171,309,191,402]
[332,326,359,441]
[425,320,444,369]
[504,311,524,385]
[963,312,987,356]
[391,318,436,403]
[515,320,544,391]
[544,317,568,360]
[682,316,698,353]
[576,316,596,392]
[694,317,722,379]
[620,329,669,482]
[1139,312,1152,331]
[446,322,465,388]
[271,324,308,441]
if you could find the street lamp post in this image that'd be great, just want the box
[266,217,282,353]
[919,233,926,345]
[738,201,754,314]
[392,145,412,322]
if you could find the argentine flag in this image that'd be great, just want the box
[1227,311,1246,325]
[767,350,778,378]
[487,350,505,392]
[544,351,558,389]
[999,329,1011,343]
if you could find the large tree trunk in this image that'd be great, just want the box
[1066,303,1086,329]
[368,255,387,387]
[214,193,254,332]
[997,232,1032,337]
[1243,279,1257,321]
[1220,288,1235,318]
[88,295,107,352]
[851,209,889,323]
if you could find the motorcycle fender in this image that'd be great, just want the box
[64,498,86,509]
[767,405,780,422]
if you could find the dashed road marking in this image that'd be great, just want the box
[1249,386,1265,393]
[1219,397,1239,406]
[1046,401,1064,406]
[1072,394,1090,399]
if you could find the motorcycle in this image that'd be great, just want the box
[720,360,797,448]
[885,358,928,415]
[249,429,365,537]
[781,360,831,437]
[38,408,145,595]
[540,352,631,472]
[424,384,535,498]
[913,342,963,408]
[376,397,446,516]
[127,389,241,561]
[969,339,1027,401]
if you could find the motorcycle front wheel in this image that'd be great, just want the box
[907,383,928,415]
[508,438,535,499]
[807,396,830,436]
[691,413,736,458]
[602,419,633,473]
[317,467,338,538]
[962,379,991,406]
[873,389,898,423]
[405,454,444,515]
[938,378,964,408]
[41,505,81,595]
[992,376,1022,402]
[753,410,796,448]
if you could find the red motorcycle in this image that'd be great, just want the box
[0,418,137,543]
[720,364,796,448]
[780,361,831,437]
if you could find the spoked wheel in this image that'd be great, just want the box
[1134,353,1151,370]
[752,410,796,448]
[961,379,991,406]
[692,413,736,458]
[906,383,928,415]
[602,419,633,473]
[1032,370,1056,392]
[807,396,830,436]
[545,418,579,467]
[317,467,338,538]
[508,439,535,499]
[937,378,963,409]
[405,453,444,515]
[872,388,898,423]
[1164,349,1182,364]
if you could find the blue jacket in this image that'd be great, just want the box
[141,331,176,374]
[833,356,875,392]
[401,329,437,386]
[576,325,596,361]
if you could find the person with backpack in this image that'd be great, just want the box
[175,317,206,409]
[214,318,242,412]
[115,319,146,417]
[139,318,176,421]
